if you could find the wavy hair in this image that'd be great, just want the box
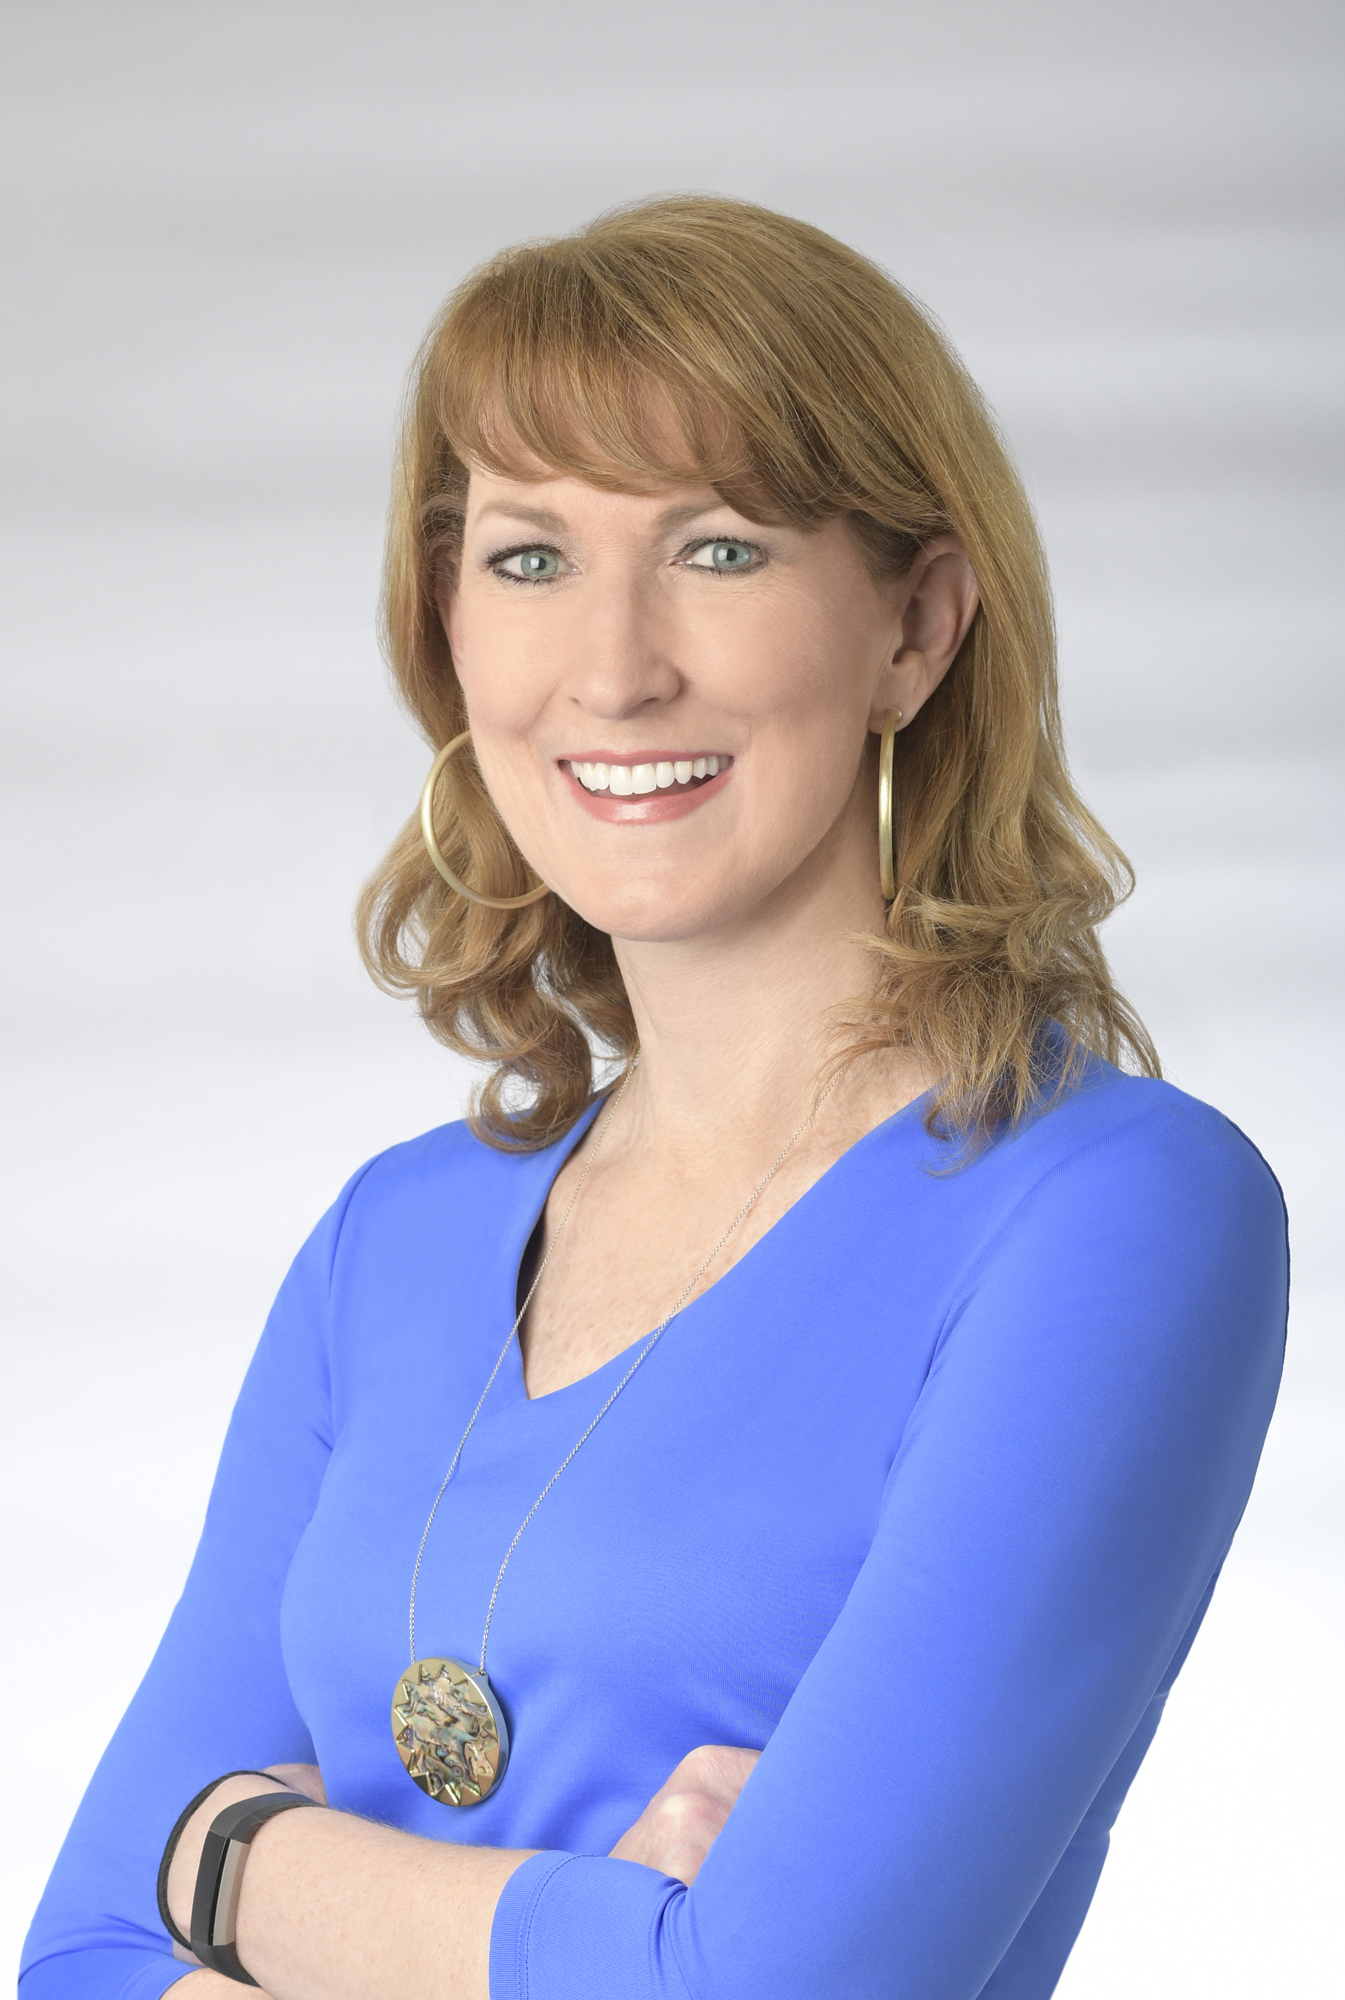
[358,195,1158,1148]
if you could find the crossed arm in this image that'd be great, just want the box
[166,1748,759,2000]
[26,1105,1287,2000]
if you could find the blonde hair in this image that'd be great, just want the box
[358,195,1158,1148]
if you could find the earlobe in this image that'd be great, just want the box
[867,649,933,734]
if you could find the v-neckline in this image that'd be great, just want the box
[494,1081,934,1411]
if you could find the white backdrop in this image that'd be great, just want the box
[2,1,1341,1990]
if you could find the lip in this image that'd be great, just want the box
[558,754,734,825]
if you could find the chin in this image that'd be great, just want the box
[557,876,746,946]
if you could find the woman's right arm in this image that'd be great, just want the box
[21,1150,757,2000]
[160,1744,757,2000]
[143,1745,755,2000]
[19,1173,361,2000]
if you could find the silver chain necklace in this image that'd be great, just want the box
[390,1056,835,1807]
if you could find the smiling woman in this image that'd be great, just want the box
[361,196,1155,1148]
[22,198,1287,2000]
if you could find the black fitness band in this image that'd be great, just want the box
[156,1771,276,1952]
[189,1791,320,1983]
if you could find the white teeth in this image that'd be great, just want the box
[571,755,727,793]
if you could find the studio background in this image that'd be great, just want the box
[2,2,1340,1991]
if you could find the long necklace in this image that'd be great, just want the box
[390,1057,835,1807]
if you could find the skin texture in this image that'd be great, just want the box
[446,468,978,1399]
[164,466,977,2000]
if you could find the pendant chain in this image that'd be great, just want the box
[408,1056,839,1677]
[406,1060,638,1668]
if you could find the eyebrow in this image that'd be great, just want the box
[474,502,569,533]
[472,498,733,536]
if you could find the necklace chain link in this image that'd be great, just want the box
[408,1056,837,1676]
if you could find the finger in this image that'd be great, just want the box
[664,1745,761,1808]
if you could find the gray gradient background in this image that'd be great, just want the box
[2,1,1341,1990]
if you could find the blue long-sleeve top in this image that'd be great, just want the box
[22,1056,1287,2000]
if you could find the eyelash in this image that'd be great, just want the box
[681,535,766,575]
[484,542,564,585]
[482,536,768,583]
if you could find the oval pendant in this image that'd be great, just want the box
[391,1657,510,1806]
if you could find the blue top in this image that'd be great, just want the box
[22,1057,1288,2000]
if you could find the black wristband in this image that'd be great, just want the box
[190,1791,320,1985]
[156,1771,277,1952]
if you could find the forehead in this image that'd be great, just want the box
[463,462,740,531]
[461,383,745,488]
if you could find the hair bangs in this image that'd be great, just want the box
[364,196,1159,1152]
[431,257,763,506]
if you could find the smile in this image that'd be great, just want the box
[566,756,729,796]
[560,752,734,825]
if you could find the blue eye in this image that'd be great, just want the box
[498,548,560,580]
[688,539,758,572]
[710,540,754,571]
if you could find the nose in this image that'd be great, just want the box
[560,568,682,722]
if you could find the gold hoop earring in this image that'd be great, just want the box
[877,708,903,901]
[419,732,550,910]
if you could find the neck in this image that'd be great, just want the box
[608,785,908,1163]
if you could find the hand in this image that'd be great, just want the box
[608,1744,760,1885]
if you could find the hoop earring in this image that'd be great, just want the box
[877,708,903,901]
[419,732,550,910]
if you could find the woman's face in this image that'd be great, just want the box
[443,465,970,944]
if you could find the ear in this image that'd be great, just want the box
[868,535,980,732]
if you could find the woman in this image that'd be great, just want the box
[22,197,1287,2000]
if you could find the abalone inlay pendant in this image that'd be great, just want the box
[391,1657,510,1807]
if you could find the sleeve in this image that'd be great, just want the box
[488,1104,1289,2000]
[19,1169,368,2000]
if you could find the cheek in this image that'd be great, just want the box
[708,578,874,706]
[445,614,558,853]
[452,638,546,732]
[448,579,564,732]
[715,603,879,869]
[715,597,874,781]
[740,725,867,880]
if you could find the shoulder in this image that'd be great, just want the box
[341,1112,496,1198]
[1010,1058,1283,1213]
[309,1104,606,1294]
[270,1115,577,1398]
[903,1063,1290,1429]
[957,1057,1289,1310]
[323,1113,547,1252]
[870,1054,1287,1326]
